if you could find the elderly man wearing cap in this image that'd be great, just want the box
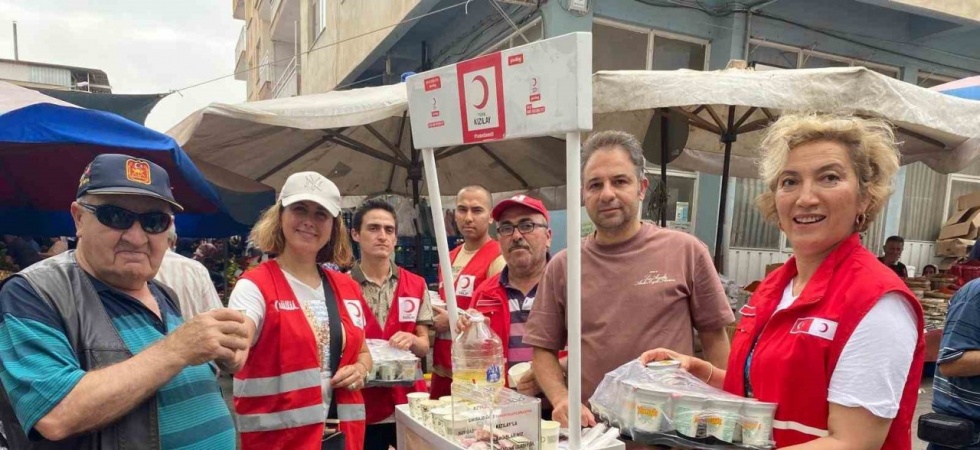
[226,171,370,450]
[0,154,245,449]
[458,195,554,394]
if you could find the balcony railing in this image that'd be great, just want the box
[258,50,273,86]
[234,26,247,80]
[273,57,298,98]
[255,0,272,21]
[232,0,246,20]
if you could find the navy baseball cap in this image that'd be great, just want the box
[76,154,184,211]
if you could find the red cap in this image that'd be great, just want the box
[492,195,549,222]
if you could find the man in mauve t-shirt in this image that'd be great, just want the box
[523,130,735,431]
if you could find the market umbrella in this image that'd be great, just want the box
[167,83,567,200]
[168,83,567,271]
[932,75,980,101]
[0,81,275,238]
[593,67,980,272]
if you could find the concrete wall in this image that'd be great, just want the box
[300,0,421,93]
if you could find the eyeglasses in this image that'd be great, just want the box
[497,221,548,237]
[78,203,173,234]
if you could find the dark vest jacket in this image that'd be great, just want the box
[0,251,179,450]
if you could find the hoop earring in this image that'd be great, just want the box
[854,213,867,229]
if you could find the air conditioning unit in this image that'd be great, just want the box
[496,0,539,6]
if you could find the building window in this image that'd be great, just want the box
[592,21,648,71]
[918,72,956,88]
[592,18,709,72]
[748,39,899,79]
[482,18,544,55]
[310,0,326,46]
[651,35,706,71]
[642,169,698,234]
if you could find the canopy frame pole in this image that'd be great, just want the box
[566,131,583,450]
[713,105,737,273]
[422,148,460,341]
[256,136,332,182]
[477,144,530,188]
[660,108,669,228]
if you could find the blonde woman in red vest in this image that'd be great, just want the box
[225,172,371,450]
[431,185,506,398]
[642,114,925,449]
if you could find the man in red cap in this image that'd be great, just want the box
[458,194,554,401]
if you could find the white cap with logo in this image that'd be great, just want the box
[278,172,342,217]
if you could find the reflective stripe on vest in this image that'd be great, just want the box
[233,368,321,397]
[237,403,326,432]
[773,420,829,438]
[337,403,366,421]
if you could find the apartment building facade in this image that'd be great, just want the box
[232,0,980,283]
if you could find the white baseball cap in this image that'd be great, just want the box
[278,172,341,217]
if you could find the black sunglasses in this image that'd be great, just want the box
[78,202,173,234]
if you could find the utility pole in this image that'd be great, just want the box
[13,21,19,60]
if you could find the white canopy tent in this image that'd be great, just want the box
[167,83,567,199]
[593,67,980,271]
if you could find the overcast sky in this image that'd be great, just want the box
[0,0,245,132]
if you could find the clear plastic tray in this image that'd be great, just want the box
[365,339,422,387]
[589,360,776,449]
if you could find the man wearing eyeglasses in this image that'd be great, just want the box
[0,154,245,449]
[458,195,554,399]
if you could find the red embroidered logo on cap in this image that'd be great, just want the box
[126,159,152,185]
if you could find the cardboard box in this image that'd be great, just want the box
[765,263,784,275]
[939,208,980,240]
[936,238,975,258]
[957,192,980,212]
[939,257,960,271]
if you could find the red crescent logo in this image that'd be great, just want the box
[472,75,489,109]
[819,323,829,333]
[532,77,538,87]
[347,301,362,318]
[402,299,417,313]
[460,277,472,289]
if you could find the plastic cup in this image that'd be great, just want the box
[704,398,743,443]
[419,399,443,428]
[617,380,641,431]
[407,392,429,419]
[672,394,706,437]
[430,407,453,436]
[540,420,560,450]
[645,360,681,370]
[633,385,672,433]
[508,362,531,388]
[741,401,777,446]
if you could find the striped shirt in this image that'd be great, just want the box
[0,275,235,449]
[934,279,980,422]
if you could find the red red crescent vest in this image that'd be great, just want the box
[355,267,429,424]
[233,260,367,450]
[725,234,924,449]
[431,240,501,398]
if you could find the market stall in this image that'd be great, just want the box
[402,32,616,450]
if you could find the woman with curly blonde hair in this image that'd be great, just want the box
[642,114,925,449]
[225,172,370,450]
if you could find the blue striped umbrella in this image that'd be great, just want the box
[932,75,980,101]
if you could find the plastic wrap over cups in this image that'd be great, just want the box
[365,339,422,387]
[589,360,776,449]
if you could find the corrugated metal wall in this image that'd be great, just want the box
[727,248,790,287]
[900,162,947,241]
[29,65,71,88]
[731,178,780,249]
[903,240,940,277]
